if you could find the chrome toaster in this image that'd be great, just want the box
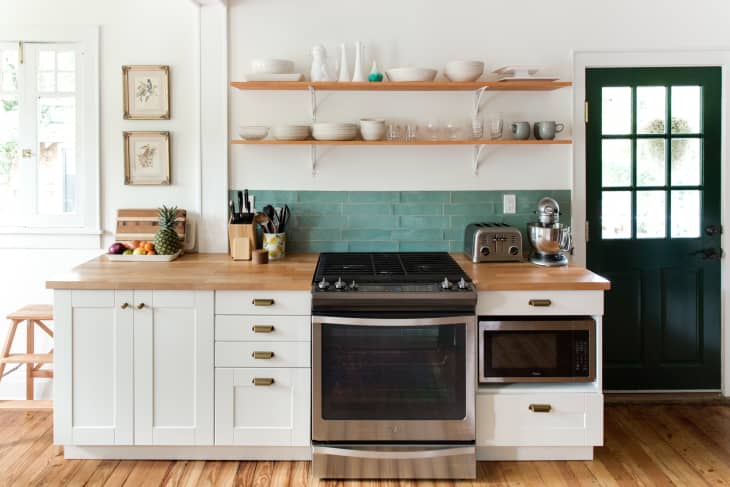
[464,222,524,263]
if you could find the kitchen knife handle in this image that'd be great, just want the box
[252,298,275,306]
[252,351,274,359]
[529,404,552,413]
[252,325,275,333]
[252,378,275,386]
[528,299,552,307]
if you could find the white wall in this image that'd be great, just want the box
[229,0,730,190]
[0,0,199,398]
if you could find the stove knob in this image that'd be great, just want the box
[335,277,346,290]
[318,277,330,290]
[350,280,358,290]
[458,277,468,290]
[441,277,451,290]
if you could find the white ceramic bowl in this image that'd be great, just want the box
[386,67,438,82]
[271,125,310,141]
[238,126,269,140]
[444,61,484,82]
[312,122,358,141]
[360,119,386,141]
[250,58,295,74]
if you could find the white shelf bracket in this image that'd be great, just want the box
[311,144,318,176]
[473,144,487,175]
[309,85,318,123]
[473,86,488,119]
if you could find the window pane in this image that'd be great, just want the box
[37,96,76,215]
[602,87,632,135]
[637,139,666,186]
[602,139,632,187]
[0,96,20,217]
[57,51,75,71]
[671,86,701,134]
[671,190,700,238]
[637,86,666,134]
[39,50,55,71]
[671,139,700,186]
[38,71,55,92]
[1,50,18,91]
[636,191,666,239]
[602,191,632,239]
[57,72,75,92]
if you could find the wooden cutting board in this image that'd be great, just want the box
[115,209,187,243]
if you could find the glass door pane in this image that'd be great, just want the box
[0,46,20,219]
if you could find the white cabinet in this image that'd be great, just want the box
[215,368,310,446]
[133,291,214,445]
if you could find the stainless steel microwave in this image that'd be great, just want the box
[478,317,595,383]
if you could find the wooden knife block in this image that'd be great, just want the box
[228,223,257,261]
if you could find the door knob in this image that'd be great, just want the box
[21,148,32,158]
[705,225,723,236]
[689,248,723,260]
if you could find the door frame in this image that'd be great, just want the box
[572,50,730,396]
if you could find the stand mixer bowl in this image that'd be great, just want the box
[527,223,572,266]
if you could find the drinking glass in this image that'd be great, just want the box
[425,120,441,140]
[487,116,504,140]
[471,118,484,139]
[405,124,418,141]
[386,123,402,141]
[446,121,461,140]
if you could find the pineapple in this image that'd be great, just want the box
[154,206,180,255]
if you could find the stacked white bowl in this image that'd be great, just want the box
[271,125,311,141]
[238,126,269,140]
[444,61,485,82]
[386,67,438,82]
[360,119,386,141]
[312,122,358,141]
[250,58,295,74]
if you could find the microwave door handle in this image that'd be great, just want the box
[312,446,475,460]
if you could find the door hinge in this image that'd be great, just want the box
[584,101,589,124]
[18,41,24,65]
[585,221,590,242]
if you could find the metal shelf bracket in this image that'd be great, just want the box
[310,144,318,176]
[309,85,318,123]
[473,86,488,119]
[473,144,487,175]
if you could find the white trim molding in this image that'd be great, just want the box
[190,0,227,7]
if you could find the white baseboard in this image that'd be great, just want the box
[477,446,594,461]
[63,445,312,461]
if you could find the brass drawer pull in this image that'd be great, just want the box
[120,302,129,310]
[529,404,552,413]
[252,378,275,386]
[252,351,274,359]
[252,298,275,307]
[136,303,146,310]
[528,299,552,307]
[252,325,275,333]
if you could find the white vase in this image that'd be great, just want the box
[310,44,331,82]
[352,41,365,82]
[337,43,350,82]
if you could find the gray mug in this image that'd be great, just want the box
[511,122,531,140]
[534,121,565,140]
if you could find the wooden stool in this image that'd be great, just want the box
[0,304,54,400]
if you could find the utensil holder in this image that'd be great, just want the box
[229,223,257,261]
[262,232,286,260]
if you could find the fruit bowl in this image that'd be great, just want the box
[106,249,182,262]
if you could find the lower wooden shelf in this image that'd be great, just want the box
[231,139,572,146]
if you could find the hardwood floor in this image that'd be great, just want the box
[0,404,729,486]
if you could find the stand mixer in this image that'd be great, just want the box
[527,197,572,267]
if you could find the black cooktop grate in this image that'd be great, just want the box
[314,252,469,283]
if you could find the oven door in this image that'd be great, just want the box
[312,315,476,442]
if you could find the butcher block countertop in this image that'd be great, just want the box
[47,253,610,291]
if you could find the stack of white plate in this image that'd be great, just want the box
[271,125,311,141]
[312,122,358,141]
[244,58,304,82]
[444,61,484,82]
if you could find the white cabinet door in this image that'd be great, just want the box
[215,368,310,446]
[54,290,134,445]
[133,291,214,445]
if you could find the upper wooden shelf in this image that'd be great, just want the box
[231,139,572,146]
[230,80,572,92]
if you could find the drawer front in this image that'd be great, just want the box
[476,393,603,447]
[216,315,310,342]
[477,291,603,316]
[216,291,311,316]
[215,341,310,368]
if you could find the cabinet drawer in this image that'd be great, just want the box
[476,393,603,447]
[477,291,603,316]
[216,315,310,342]
[216,291,311,316]
[215,341,310,368]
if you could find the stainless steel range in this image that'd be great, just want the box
[311,252,477,480]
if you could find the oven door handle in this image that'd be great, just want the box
[312,446,475,460]
[312,315,476,327]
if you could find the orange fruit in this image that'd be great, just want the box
[131,240,141,249]
[144,242,155,252]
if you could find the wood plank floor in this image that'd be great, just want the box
[0,404,729,486]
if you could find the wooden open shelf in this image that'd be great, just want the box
[231,80,572,92]
[231,139,572,146]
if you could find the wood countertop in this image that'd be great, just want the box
[47,253,609,291]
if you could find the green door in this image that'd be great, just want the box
[586,67,722,390]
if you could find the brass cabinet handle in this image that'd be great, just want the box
[252,351,274,359]
[529,404,552,413]
[136,303,146,310]
[120,303,129,309]
[252,325,275,333]
[252,298,275,307]
[528,299,552,307]
[252,378,275,386]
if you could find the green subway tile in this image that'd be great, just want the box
[444,228,465,241]
[246,190,299,204]
[341,229,392,241]
[297,191,348,203]
[290,229,341,241]
[289,241,348,253]
[341,203,393,216]
[444,203,496,216]
[293,203,341,216]
[398,216,450,229]
[450,216,482,228]
[348,241,399,252]
[294,215,342,229]
[399,191,450,203]
[348,191,400,203]
[346,215,398,229]
[449,240,465,252]
[399,241,451,252]
[449,191,502,203]
[393,203,443,216]
[391,229,444,241]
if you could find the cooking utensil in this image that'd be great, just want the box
[244,189,251,215]
[229,200,236,223]
[279,205,290,233]
[237,191,244,221]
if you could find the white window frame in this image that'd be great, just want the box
[0,25,99,249]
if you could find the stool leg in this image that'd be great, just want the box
[0,320,20,381]
[26,320,34,400]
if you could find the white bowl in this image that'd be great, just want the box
[445,61,484,82]
[386,67,438,82]
[238,126,269,140]
[250,58,295,74]
[360,119,386,141]
[312,122,358,141]
[271,125,310,141]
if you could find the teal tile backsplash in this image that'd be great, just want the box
[230,190,571,253]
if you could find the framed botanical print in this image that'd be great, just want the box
[122,65,170,119]
[124,131,171,185]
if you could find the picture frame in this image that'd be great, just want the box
[124,131,171,185]
[122,65,170,120]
